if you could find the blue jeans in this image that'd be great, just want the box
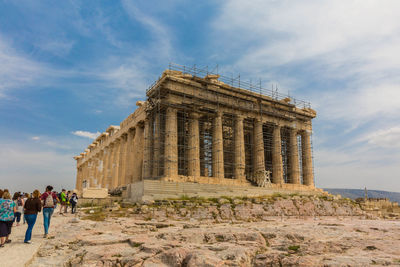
[14,212,21,223]
[24,214,37,242]
[43,208,54,235]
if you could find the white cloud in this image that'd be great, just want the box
[72,130,101,139]
[31,136,40,141]
[0,35,46,97]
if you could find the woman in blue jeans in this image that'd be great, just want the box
[40,185,59,238]
[23,190,41,244]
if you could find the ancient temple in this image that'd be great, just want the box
[74,64,317,200]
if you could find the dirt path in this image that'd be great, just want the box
[0,211,75,267]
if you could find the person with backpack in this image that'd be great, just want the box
[12,192,24,226]
[70,192,78,214]
[23,190,41,244]
[40,185,59,238]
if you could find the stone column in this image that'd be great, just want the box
[253,119,265,173]
[164,107,178,177]
[234,114,246,181]
[76,166,82,192]
[112,139,121,188]
[272,124,283,184]
[289,128,300,184]
[106,143,115,189]
[125,129,134,184]
[188,112,200,177]
[88,159,94,187]
[133,124,144,182]
[301,130,314,187]
[142,118,152,179]
[153,114,161,177]
[97,152,103,188]
[101,147,109,187]
[212,111,224,178]
[118,134,127,186]
[93,155,99,187]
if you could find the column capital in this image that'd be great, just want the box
[236,114,245,120]
[215,111,223,118]
[190,111,201,120]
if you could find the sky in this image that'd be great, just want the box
[1,0,399,193]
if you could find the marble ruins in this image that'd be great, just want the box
[74,64,317,200]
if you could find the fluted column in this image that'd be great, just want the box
[133,125,144,182]
[289,128,300,184]
[212,111,224,178]
[112,139,121,188]
[125,129,134,184]
[118,134,127,186]
[153,114,161,177]
[234,114,246,181]
[253,119,265,173]
[106,145,114,188]
[142,118,152,179]
[164,107,178,177]
[101,147,109,187]
[76,166,82,192]
[188,112,200,177]
[301,130,314,186]
[272,124,283,184]
[97,152,104,188]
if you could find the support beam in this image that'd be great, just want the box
[212,111,224,178]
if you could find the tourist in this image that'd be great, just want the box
[70,192,78,214]
[65,190,71,213]
[59,189,67,215]
[12,192,24,226]
[23,190,42,244]
[0,191,16,247]
[22,193,29,224]
[0,189,3,199]
[40,185,59,238]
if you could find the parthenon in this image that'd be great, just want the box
[74,64,317,199]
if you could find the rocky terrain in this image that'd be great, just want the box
[28,195,400,267]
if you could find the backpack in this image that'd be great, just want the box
[44,193,54,208]
[17,198,23,207]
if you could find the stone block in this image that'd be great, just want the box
[82,188,109,199]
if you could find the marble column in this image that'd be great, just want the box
[272,125,283,184]
[289,128,300,184]
[164,107,178,177]
[253,118,265,173]
[301,130,314,187]
[188,112,200,177]
[142,118,152,179]
[234,114,246,181]
[118,134,127,186]
[153,114,161,177]
[133,125,144,182]
[125,129,134,184]
[212,111,224,178]
[101,147,109,187]
[112,139,121,188]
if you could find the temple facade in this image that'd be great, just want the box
[74,65,317,197]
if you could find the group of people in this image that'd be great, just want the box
[0,186,78,247]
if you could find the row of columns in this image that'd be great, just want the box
[77,124,144,190]
[142,107,314,186]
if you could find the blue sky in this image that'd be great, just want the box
[1,0,399,193]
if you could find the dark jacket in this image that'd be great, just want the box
[24,198,42,215]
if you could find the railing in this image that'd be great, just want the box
[147,63,312,109]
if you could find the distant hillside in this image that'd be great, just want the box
[323,188,400,204]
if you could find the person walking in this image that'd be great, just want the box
[0,191,16,247]
[12,192,24,226]
[40,186,59,238]
[70,192,78,214]
[59,189,67,215]
[22,193,29,225]
[23,190,42,244]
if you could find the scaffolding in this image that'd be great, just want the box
[143,63,315,186]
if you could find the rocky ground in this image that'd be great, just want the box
[25,195,400,267]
